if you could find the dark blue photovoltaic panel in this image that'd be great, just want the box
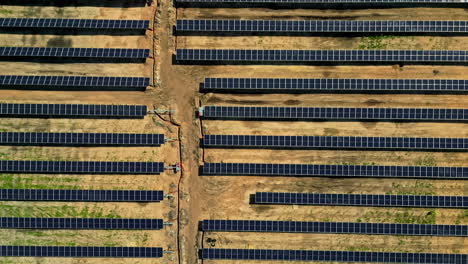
[0,18,150,30]
[0,76,149,87]
[201,248,468,263]
[201,106,468,121]
[203,135,468,151]
[176,49,468,63]
[0,132,165,146]
[0,103,147,118]
[0,218,163,230]
[177,20,468,33]
[254,192,468,208]
[0,189,164,202]
[0,160,165,174]
[0,246,163,258]
[202,163,468,179]
[0,47,149,58]
[203,78,468,93]
[201,220,468,236]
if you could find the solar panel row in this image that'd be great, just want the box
[203,78,468,93]
[176,49,468,63]
[0,76,149,87]
[0,217,163,230]
[0,189,164,202]
[203,135,468,151]
[0,18,150,30]
[0,246,163,258]
[0,47,149,58]
[0,103,147,118]
[0,160,165,174]
[201,220,468,236]
[254,192,468,208]
[201,106,468,121]
[177,20,468,33]
[201,248,468,263]
[0,132,165,146]
[202,162,468,179]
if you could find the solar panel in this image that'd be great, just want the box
[201,220,468,236]
[0,76,149,88]
[177,20,468,34]
[201,248,468,263]
[0,18,150,30]
[0,246,163,258]
[0,47,150,58]
[203,135,468,151]
[0,217,163,230]
[0,189,164,202]
[0,103,147,119]
[0,132,165,146]
[176,49,468,64]
[254,192,468,208]
[0,160,165,174]
[203,78,468,93]
[200,106,468,122]
[202,163,468,179]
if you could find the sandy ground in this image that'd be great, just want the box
[0,2,467,264]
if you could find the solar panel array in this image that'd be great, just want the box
[254,192,468,208]
[0,160,165,174]
[201,248,468,263]
[0,18,150,30]
[0,47,150,58]
[0,217,163,230]
[201,106,468,121]
[177,20,468,33]
[203,135,468,151]
[176,49,468,63]
[201,219,468,236]
[203,78,468,93]
[0,76,149,88]
[202,162,468,179]
[0,246,163,258]
[0,189,164,202]
[0,132,165,146]
[0,103,147,118]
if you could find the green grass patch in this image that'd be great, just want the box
[345,246,371,251]
[0,204,121,218]
[386,181,435,196]
[358,35,396,49]
[455,210,468,224]
[0,9,13,15]
[359,209,437,224]
[10,239,77,247]
[337,162,377,166]
[414,155,437,166]
[0,174,79,189]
